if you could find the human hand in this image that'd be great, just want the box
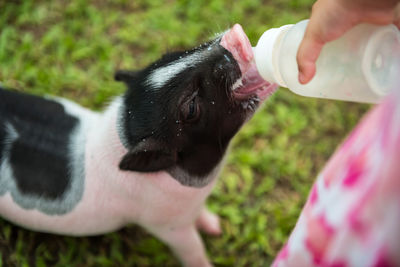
[297,0,400,84]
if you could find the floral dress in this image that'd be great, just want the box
[273,87,400,267]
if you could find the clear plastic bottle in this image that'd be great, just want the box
[253,20,400,103]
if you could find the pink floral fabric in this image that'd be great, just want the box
[273,88,400,267]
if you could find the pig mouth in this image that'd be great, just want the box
[220,24,278,101]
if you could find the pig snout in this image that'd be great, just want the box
[220,24,278,101]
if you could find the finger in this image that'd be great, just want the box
[297,25,325,84]
[296,0,331,84]
[394,3,400,29]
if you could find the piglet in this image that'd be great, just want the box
[0,24,277,266]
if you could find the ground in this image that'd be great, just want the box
[0,0,369,266]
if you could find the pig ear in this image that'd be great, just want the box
[119,150,176,172]
[114,70,139,83]
[119,140,177,172]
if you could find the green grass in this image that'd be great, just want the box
[0,0,370,266]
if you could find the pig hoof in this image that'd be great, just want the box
[196,209,222,236]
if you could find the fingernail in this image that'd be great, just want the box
[298,72,306,84]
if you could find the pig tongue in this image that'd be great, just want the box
[220,24,277,99]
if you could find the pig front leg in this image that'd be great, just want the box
[152,225,212,267]
[195,208,221,236]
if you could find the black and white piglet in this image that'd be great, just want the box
[0,24,277,266]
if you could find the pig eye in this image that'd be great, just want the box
[181,95,200,123]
